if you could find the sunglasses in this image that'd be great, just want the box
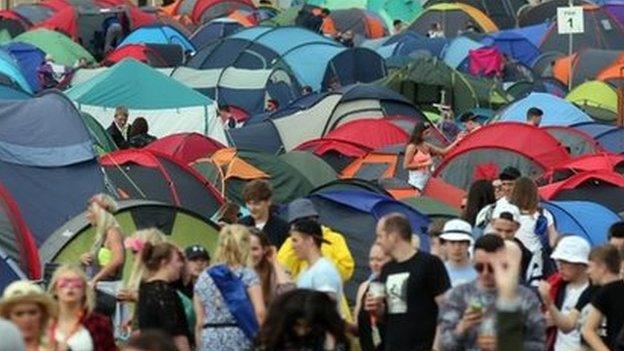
[474,262,493,274]
[57,278,85,289]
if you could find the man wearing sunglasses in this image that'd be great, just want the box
[439,235,545,351]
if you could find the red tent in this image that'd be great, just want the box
[540,170,624,199]
[102,44,168,67]
[434,122,570,189]
[540,153,624,184]
[191,0,255,24]
[324,119,409,149]
[145,132,225,164]
[423,177,466,209]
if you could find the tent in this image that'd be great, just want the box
[303,118,409,150]
[102,44,173,67]
[80,112,117,155]
[401,195,460,219]
[572,121,624,154]
[146,132,225,164]
[0,49,33,95]
[66,59,225,143]
[540,5,624,54]
[296,137,375,172]
[190,19,244,49]
[321,8,388,43]
[423,0,524,29]
[0,181,39,283]
[228,84,426,153]
[192,148,314,205]
[40,200,221,282]
[518,0,593,27]
[442,36,484,70]
[305,0,424,26]
[481,31,541,67]
[542,200,620,246]
[2,41,44,92]
[407,3,498,38]
[494,92,592,126]
[505,78,568,100]
[539,152,624,184]
[553,49,624,88]
[191,0,256,24]
[12,28,94,66]
[0,10,29,41]
[277,151,337,188]
[542,125,601,156]
[540,171,624,214]
[379,56,510,115]
[100,149,224,217]
[305,189,430,299]
[0,91,104,252]
[364,31,448,60]
[566,80,618,123]
[119,24,195,54]
[433,122,570,189]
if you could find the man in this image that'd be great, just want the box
[460,112,482,133]
[438,235,545,351]
[392,19,403,34]
[427,22,445,38]
[106,106,131,149]
[238,180,289,248]
[290,218,342,304]
[440,219,476,287]
[278,198,354,282]
[537,236,591,351]
[475,167,521,231]
[183,244,210,290]
[608,221,624,250]
[365,213,450,351]
[581,245,624,351]
[526,107,544,127]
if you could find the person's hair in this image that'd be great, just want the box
[381,213,412,241]
[510,177,539,213]
[608,221,624,239]
[321,8,330,15]
[393,19,402,26]
[126,228,168,291]
[408,122,428,145]
[527,107,543,119]
[123,329,178,351]
[48,265,95,314]
[115,106,128,118]
[428,219,446,238]
[267,99,279,108]
[249,228,274,305]
[130,117,149,137]
[243,179,273,203]
[589,245,621,274]
[140,242,179,272]
[463,180,496,226]
[214,224,252,267]
[88,199,121,257]
[256,289,349,350]
[474,234,505,253]
[291,218,324,248]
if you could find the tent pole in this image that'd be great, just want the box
[568,0,573,91]
[618,67,624,127]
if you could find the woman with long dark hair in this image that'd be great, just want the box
[464,180,496,235]
[249,228,294,307]
[403,122,461,194]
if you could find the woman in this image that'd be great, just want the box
[48,265,117,351]
[510,177,558,280]
[353,244,390,351]
[137,242,190,351]
[249,228,295,307]
[256,289,349,350]
[0,281,56,351]
[194,224,265,351]
[79,194,125,318]
[403,122,461,194]
[128,117,156,148]
[466,180,497,237]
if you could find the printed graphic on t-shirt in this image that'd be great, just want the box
[386,272,410,314]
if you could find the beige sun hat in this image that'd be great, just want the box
[0,281,57,322]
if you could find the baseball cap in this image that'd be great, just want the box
[290,218,330,245]
[440,219,473,242]
[287,198,319,223]
[499,166,521,181]
[551,236,590,265]
[185,245,210,261]
[491,203,521,224]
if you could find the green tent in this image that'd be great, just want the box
[12,29,94,66]
[81,112,117,155]
[278,151,337,187]
[401,196,460,219]
[305,0,423,26]
[262,5,302,26]
[40,200,221,282]
[566,80,618,123]
[378,56,511,114]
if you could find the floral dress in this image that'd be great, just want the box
[195,266,259,351]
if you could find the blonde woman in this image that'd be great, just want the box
[47,265,117,351]
[193,224,265,351]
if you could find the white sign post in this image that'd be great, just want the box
[557,6,585,34]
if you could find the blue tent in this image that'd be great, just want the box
[0,91,104,246]
[2,42,44,92]
[481,31,541,66]
[495,92,592,126]
[0,247,27,291]
[0,49,33,94]
[503,23,549,47]
[190,19,243,49]
[572,122,624,153]
[542,200,620,246]
[442,36,484,69]
[306,189,430,300]
[119,24,195,53]
[365,31,448,59]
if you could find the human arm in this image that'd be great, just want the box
[438,286,478,351]
[193,294,204,350]
[581,305,610,351]
[247,284,266,325]
[547,224,558,249]
[91,228,124,285]
[173,336,191,351]
[537,281,578,333]
[427,137,462,157]
[352,282,369,330]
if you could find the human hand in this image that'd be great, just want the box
[537,280,552,306]
[117,289,138,302]
[456,307,484,335]
[80,252,93,266]
[477,334,497,351]
[363,292,384,317]
[492,240,522,300]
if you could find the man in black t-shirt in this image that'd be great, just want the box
[365,213,450,351]
[582,244,624,350]
[238,180,289,248]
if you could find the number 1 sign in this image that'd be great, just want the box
[557,6,585,34]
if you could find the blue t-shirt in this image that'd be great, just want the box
[297,257,343,300]
[444,262,477,287]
